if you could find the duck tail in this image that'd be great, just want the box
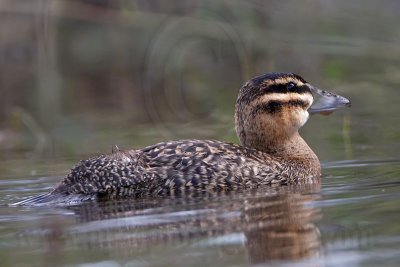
[9,192,62,206]
[10,191,96,206]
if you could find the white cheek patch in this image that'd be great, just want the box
[298,109,310,127]
[304,93,313,109]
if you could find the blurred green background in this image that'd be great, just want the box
[0,0,399,172]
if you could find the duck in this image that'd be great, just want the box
[14,72,350,205]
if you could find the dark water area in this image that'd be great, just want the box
[1,1,400,266]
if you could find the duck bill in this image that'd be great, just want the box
[306,83,351,115]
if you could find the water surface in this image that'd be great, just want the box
[1,159,400,267]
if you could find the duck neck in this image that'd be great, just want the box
[266,133,317,159]
[248,131,319,168]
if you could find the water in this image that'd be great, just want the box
[2,1,400,266]
[1,159,400,267]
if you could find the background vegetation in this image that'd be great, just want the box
[0,0,399,171]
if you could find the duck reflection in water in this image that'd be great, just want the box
[39,185,321,265]
[244,186,321,263]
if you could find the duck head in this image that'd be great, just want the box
[235,72,350,154]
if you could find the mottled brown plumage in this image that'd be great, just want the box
[15,72,350,205]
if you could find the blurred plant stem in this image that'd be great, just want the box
[36,0,61,131]
[11,106,47,155]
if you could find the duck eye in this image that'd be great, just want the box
[287,82,296,91]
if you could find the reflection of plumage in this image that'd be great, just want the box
[40,187,321,263]
[16,72,350,204]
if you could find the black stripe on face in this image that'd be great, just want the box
[261,84,311,95]
[252,100,309,115]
